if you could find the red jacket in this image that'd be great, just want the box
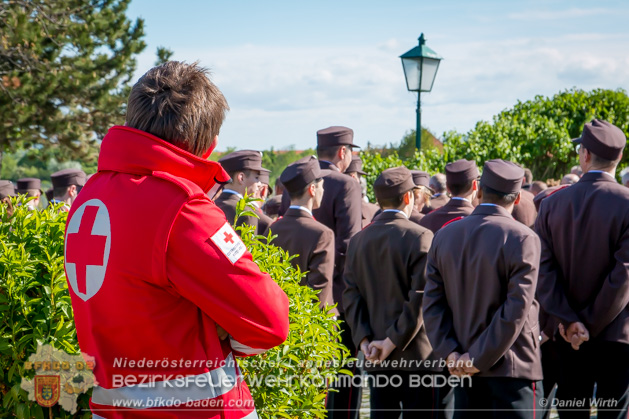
[64,126,289,418]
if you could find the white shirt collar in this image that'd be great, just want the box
[221,189,243,199]
[450,197,471,202]
[382,209,409,218]
[289,205,313,217]
[588,170,616,180]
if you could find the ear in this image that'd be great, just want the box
[403,190,412,205]
[476,187,483,201]
[237,172,246,185]
[514,191,522,205]
[309,182,317,197]
[472,179,478,191]
[68,185,77,197]
[337,146,347,160]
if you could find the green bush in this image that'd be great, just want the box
[235,197,351,419]
[0,195,349,418]
[361,88,629,199]
[0,196,88,419]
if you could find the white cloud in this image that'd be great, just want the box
[130,32,629,151]
[507,8,613,20]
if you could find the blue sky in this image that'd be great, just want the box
[126,0,629,151]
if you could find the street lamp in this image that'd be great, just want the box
[400,33,443,150]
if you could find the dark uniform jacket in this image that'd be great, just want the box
[214,191,265,235]
[280,161,362,312]
[256,207,273,236]
[423,205,543,380]
[361,201,380,229]
[512,189,537,228]
[419,197,474,233]
[535,172,629,344]
[422,193,450,214]
[269,208,337,315]
[409,209,424,225]
[343,211,437,372]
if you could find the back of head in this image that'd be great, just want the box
[126,61,229,157]
[561,174,580,185]
[429,173,447,194]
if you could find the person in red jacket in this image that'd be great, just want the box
[63,61,290,419]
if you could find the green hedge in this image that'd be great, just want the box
[0,196,348,418]
[361,88,629,201]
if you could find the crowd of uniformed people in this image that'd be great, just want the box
[2,61,628,419]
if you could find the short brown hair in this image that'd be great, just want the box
[126,61,229,157]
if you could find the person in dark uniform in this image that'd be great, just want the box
[216,150,270,235]
[269,156,336,314]
[424,159,543,419]
[419,159,478,233]
[0,180,16,215]
[262,179,284,220]
[255,169,273,234]
[346,155,379,228]
[285,126,362,419]
[50,169,86,211]
[409,170,433,224]
[343,166,439,418]
[0,180,15,199]
[15,178,43,210]
[422,173,449,214]
[511,168,537,228]
[535,120,629,419]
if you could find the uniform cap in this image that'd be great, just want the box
[374,166,418,200]
[346,155,366,175]
[480,159,524,194]
[572,119,626,161]
[0,180,16,199]
[16,177,42,193]
[51,169,86,188]
[259,169,270,185]
[280,156,322,193]
[445,159,479,184]
[218,150,267,173]
[316,126,360,148]
[411,170,431,188]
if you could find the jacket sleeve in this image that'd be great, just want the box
[166,197,289,356]
[579,224,629,337]
[333,179,363,272]
[534,203,581,325]
[423,240,462,359]
[385,230,433,350]
[467,234,541,371]
[306,228,335,309]
[342,236,372,348]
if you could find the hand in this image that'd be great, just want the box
[559,322,589,350]
[458,353,480,375]
[216,324,228,341]
[446,352,462,376]
[360,338,379,361]
[368,338,396,364]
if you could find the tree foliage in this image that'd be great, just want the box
[361,88,629,198]
[0,0,146,171]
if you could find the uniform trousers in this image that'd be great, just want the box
[326,313,362,419]
[556,339,629,419]
[367,370,440,419]
[453,377,543,419]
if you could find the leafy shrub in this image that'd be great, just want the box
[0,196,88,419]
[0,195,349,419]
[235,197,351,419]
[361,88,629,199]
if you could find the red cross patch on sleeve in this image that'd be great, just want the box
[210,223,246,264]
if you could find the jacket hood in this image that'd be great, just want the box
[98,126,230,193]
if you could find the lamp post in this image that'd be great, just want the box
[400,33,443,150]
